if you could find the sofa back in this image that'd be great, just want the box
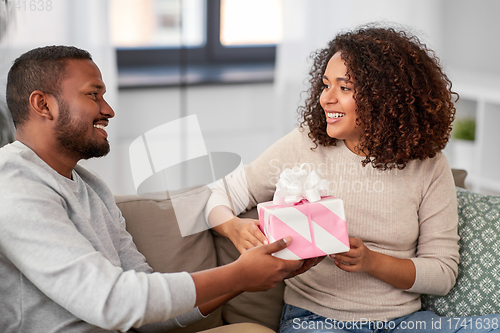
[115,186,224,333]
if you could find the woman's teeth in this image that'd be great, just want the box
[327,113,345,119]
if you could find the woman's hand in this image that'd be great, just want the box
[223,217,269,253]
[330,237,416,290]
[331,237,373,273]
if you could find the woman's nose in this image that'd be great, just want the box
[321,88,338,105]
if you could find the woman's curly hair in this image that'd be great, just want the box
[299,25,458,170]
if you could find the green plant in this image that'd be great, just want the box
[452,118,475,141]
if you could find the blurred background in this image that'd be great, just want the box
[1,0,499,195]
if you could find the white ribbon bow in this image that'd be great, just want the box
[273,164,330,205]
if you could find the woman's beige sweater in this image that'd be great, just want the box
[205,128,459,321]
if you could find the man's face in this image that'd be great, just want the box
[53,59,115,160]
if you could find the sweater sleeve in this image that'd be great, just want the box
[0,177,196,332]
[406,154,460,295]
[117,210,154,273]
[136,307,208,332]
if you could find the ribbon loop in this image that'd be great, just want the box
[273,164,330,205]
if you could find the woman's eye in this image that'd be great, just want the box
[323,83,331,89]
[341,86,350,91]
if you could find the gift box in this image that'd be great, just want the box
[257,196,350,260]
[257,164,349,260]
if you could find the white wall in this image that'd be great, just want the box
[441,0,500,76]
[3,0,499,195]
[113,0,500,195]
[113,83,278,194]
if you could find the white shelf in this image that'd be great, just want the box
[447,67,500,194]
[449,67,500,104]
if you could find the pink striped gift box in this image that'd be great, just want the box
[257,196,350,260]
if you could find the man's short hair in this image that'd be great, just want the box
[6,45,92,128]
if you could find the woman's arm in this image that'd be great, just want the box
[331,237,416,289]
[206,168,267,253]
[406,154,460,295]
[333,154,459,293]
[210,207,268,253]
[205,129,306,252]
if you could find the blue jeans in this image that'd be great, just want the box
[279,304,500,333]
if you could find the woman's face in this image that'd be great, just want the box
[320,52,363,154]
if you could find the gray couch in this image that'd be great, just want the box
[116,168,500,333]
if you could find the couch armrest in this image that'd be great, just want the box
[451,168,467,189]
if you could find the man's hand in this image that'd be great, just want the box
[233,237,303,292]
[191,237,327,310]
[287,255,326,278]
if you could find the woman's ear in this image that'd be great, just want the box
[29,90,55,121]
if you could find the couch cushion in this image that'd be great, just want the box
[115,186,223,333]
[421,187,500,316]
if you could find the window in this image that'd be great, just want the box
[111,0,283,87]
[111,0,205,48]
[220,0,282,46]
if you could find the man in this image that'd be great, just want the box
[0,46,318,333]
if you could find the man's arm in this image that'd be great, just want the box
[191,237,301,306]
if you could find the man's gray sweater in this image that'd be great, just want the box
[0,141,200,332]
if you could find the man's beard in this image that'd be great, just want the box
[54,99,110,160]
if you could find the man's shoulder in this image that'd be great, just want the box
[0,143,66,208]
[0,141,43,177]
[0,141,27,159]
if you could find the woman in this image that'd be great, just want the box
[205,25,499,332]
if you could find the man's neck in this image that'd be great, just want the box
[16,132,77,179]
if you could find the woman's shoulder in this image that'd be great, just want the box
[248,127,315,170]
[281,126,322,149]
[284,126,310,140]
[411,151,449,171]
[404,151,452,183]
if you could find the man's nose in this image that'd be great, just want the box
[101,99,115,118]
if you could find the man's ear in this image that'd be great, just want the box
[29,90,56,121]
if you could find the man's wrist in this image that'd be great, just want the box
[225,260,245,292]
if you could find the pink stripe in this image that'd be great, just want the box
[294,202,349,247]
[259,208,265,233]
[266,215,327,259]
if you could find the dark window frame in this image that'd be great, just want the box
[116,0,276,87]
